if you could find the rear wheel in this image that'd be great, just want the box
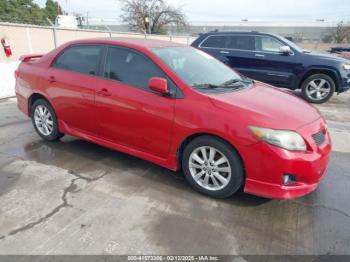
[182,136,244,198]
[31,99,63,141]
[301,74,335,104]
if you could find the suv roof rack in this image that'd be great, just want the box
[206,30,262,34]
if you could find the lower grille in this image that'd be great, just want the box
[312,131,325,146]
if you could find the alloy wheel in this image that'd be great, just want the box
[34,105,54,136]
[188,146,231,191]
[305,78,331,101]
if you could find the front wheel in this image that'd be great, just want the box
[182,136,244,198]
[301,74,335,104]
[31,99,63,141]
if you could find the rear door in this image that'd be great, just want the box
[198,34,258,77]
[250,35,301,88]
[197,35,230,60]
[220,35,257,77]
[47,44,103,134]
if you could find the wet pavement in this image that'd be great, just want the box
[0,92,349,255]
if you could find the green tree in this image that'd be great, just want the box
[0,0,63,25]
[45,0,63,23]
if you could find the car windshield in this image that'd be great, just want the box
[152,47,251,93]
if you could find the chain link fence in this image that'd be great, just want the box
[1,22,348,98]
[0,22,195,98]
[0,22,194,62]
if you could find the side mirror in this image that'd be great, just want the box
[279,45,292,55]
[148,77,169,96]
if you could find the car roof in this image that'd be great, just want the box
[65,37,186,49]
[201,31,277,37]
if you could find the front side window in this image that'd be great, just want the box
[255,36,284,53]
[104,46,167,91]
[53,45,102,75]
[152,47,252,93]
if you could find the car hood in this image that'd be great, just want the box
[303,51,349,63]
[209,82,321,131]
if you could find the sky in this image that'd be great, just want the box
[33,0,350,22]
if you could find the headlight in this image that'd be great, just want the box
[342,64,350,70]
[249,126,307,151]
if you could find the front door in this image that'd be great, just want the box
[248,35,301,88]
[95,46,176,158]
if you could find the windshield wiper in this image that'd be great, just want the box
[192,83,220,89]
[192,78,253,90]
[219,78,253,87]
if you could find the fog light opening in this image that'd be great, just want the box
[283,174,296,185]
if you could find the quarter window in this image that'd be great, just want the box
[53,45,103,75]
[255,36,284,53]
[104,46,168,91]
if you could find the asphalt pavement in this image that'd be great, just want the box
[0,91,349,255]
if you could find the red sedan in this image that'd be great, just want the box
[15,38,331,199]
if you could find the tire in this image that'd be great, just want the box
[182,136,244,198]
[31,99,63,141]
[301,74,335,104]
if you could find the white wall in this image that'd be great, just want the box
[0,62,19,99]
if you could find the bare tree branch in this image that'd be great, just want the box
[119,0,187,34]
[333,21,350,43]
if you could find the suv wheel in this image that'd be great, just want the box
[301,74,335,104]
[182,136,244,198]
[31,99,63,141]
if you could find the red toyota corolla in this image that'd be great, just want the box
[15,38,331,199]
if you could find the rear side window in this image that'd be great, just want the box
[255,36,284,52]
[226,35,254,50]
[201,35,254,51]
[104,46,167,91]
[200,36,230,48]
[53,45,103,76]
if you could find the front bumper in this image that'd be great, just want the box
[240,118,332,199]
[339,74,350,93]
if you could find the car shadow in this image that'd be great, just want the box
[23,136,271,208]
[290,90,303,98]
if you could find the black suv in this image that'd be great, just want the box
[192,31,350,103]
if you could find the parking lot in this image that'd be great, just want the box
[0,91,349,255]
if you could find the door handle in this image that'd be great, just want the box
[96,88,111,97]
[255,53,265,57]
[220,50,230,54]
[48,76,56,83]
